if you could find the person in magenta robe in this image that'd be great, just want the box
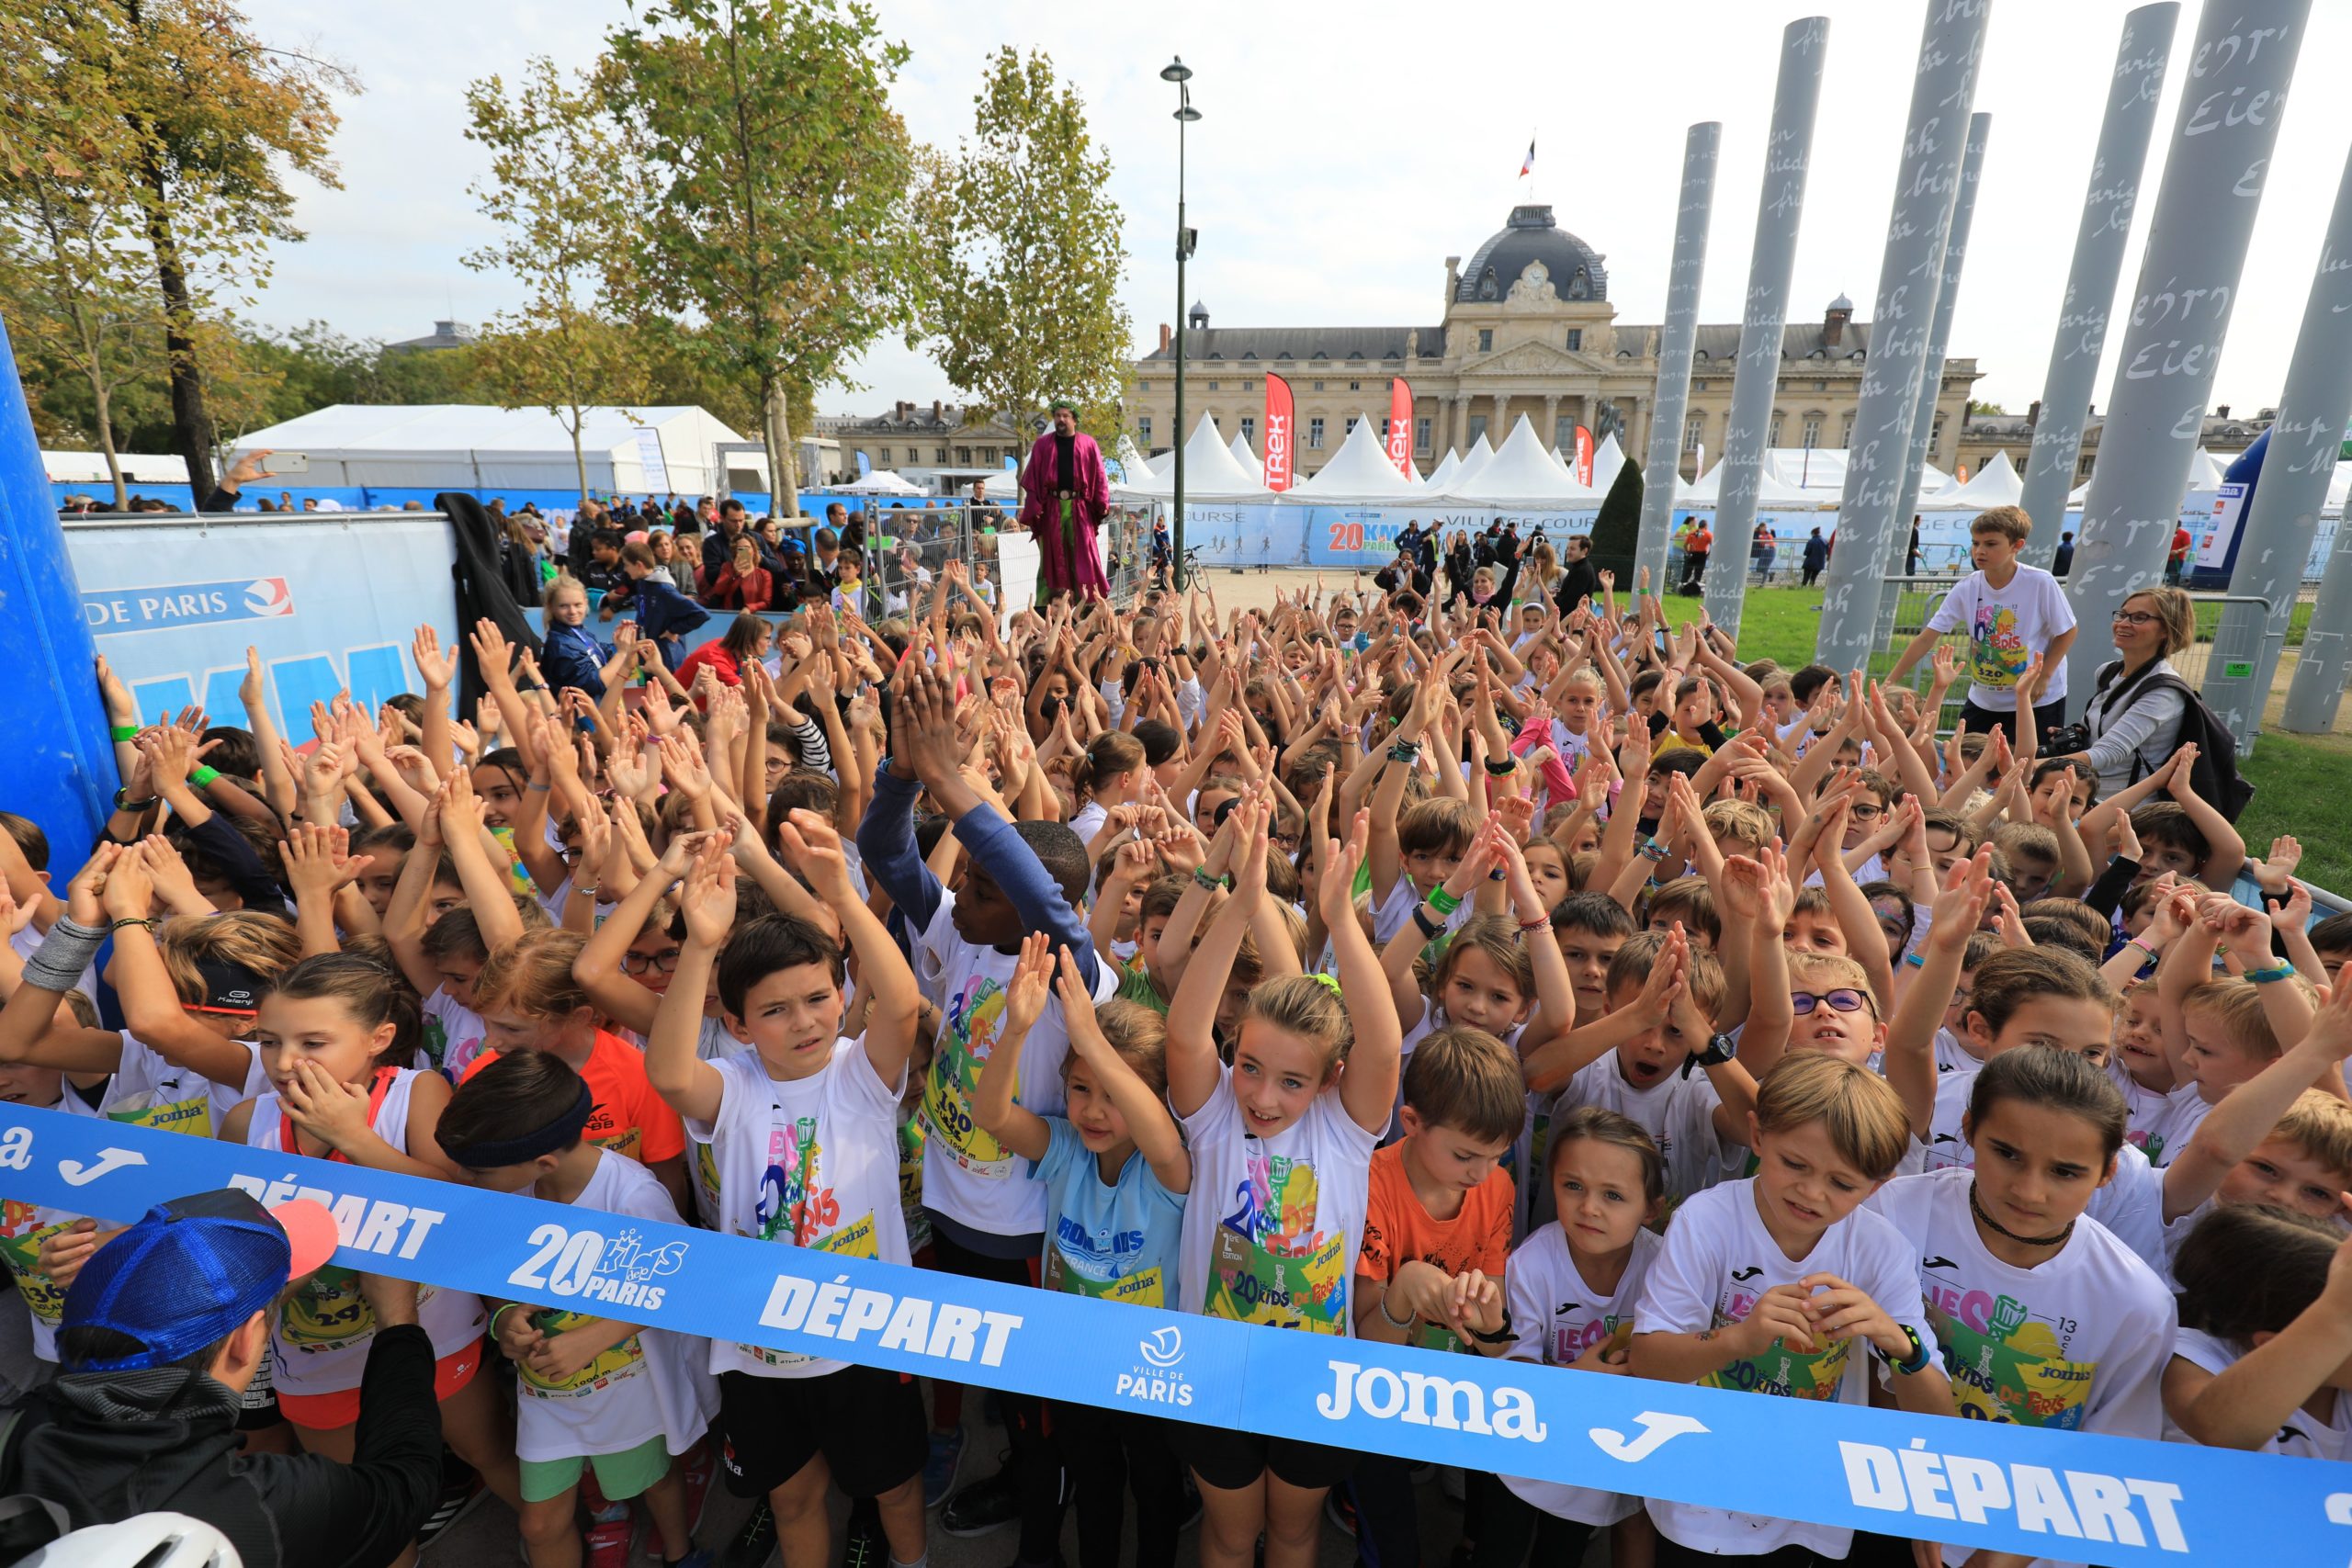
[1017,400,1111,602]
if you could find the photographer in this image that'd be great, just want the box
[2051,586,2194,797]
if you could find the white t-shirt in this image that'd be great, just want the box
[1864,1168,2174,1445]
[1634,1179,1936,1558]
[248,1070,487,1394]
[2109,1063,2211,1168]
[1367,874,1472,950]
[1925,566,2076,712]
[88,1032,264,1139]
[1497,1223,1661,1526]
[423,987,487,1079]
[1069,800,1109,847]
[1553,1052,1736,1207]
[1177,1065,1376,1336]
[2164,1326,2352,1460]
[514,1150,718,1462]
[912,891,1114,1239]
[687,1042,910,1380]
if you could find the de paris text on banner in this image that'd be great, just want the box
[2,1103,2346,1564]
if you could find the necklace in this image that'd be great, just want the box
[1968,1180,2074,1250]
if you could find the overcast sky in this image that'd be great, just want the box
[243,0,2352,423]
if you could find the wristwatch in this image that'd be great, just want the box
[1682,1032,1738,1078]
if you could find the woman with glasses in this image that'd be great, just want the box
[2054,587,2196,798]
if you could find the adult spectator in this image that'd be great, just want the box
[1801,526,1829,586]
[702,534,775,613]
[967,478,1006,532]
[1680,519,1713,592]
[1551,533,1600,617]
[0,1190,442,1568]
[198,449,279,513]
[675,611,773,690]
[2055,585,2197,798]
[2053,530,2076,576]
[2166,523,2193,585]
[1905,514,1922,575]
[1751,523,1779,584]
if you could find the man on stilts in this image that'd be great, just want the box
[1018,400,1111,603]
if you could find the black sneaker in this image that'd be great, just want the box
[717,1498,777,1568]
[413,1448,485,1547]
[941,1464,1019,1538]
[840,1499,881,1568]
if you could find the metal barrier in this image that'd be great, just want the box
[847,501,1149,620]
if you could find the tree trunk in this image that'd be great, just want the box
[140,174,218,507]
[90,378,128,512]
[763,379,799,519]
[571,414,589,507]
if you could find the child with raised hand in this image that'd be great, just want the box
[2165,1205,2352,1458]
[975,937,1190,1568]
[1865,1047,2175,1476]
[1479,1109,1664,1568]
[1631,1054,1950,1562]
[221,953,518,1515]
[648,824,929,1568]
[439,1050,718,1568]
[1167,797,1399,1568]
[854,660,1114,1561]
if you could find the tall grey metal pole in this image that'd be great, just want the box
[1873,111,1990,656]
[2018,4,2179,564]
[2283,480,2352,733]
[1698,17,1828,634]
[2252,152,2352,735]
[1634,120,1724,599]
[2062,0,2310,713]
[1814,0,1993,672]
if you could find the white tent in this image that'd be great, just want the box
[230,403,746,493]
[1111,414,1271,500]
[1114,434,1154,485]
[2068,446,2238,507]
[1445,416,1600,505]
[838,468,924,496]
[1758,447,1951,502]
[1587,432,1626,494]
[43,450,188,486]
[1424,448,1464,491]
[1676,457,1818,509]
[1143,449,1173,479]
[1289,413,1426,500]
[1450,434,1499,492]
[1228,431,1262,482]
[1919,449,2024,510]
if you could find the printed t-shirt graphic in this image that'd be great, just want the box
[1969,602,2029,693]
[924,967,1015,1179]
[1035,1119,1185,1309]
[1212,1144,1348,1330]
[0,1199,74,1359]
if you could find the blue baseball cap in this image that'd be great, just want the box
[61,1189,339,1371]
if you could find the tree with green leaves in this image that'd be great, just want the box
[600,0,921,519]
[1587,456,1645,585]
[464,57,650,504]
[913,47,1131,458]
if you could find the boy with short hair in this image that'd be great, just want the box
[1547,893,1636,1025]
[1886,504,2076,740]
[440,1050,718,1568]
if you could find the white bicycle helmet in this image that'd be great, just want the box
[18,1513,240,1568]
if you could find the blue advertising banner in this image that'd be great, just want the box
[5,1102,2349,1566]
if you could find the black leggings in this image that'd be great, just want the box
[1054,1400,1183,1568]
[1464,1471,1600,1568]
[928,1226,1065,1563]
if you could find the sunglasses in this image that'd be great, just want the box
[1790,988,1872,1017]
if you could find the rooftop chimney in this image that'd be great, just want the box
[2027,399,2041,429]
[2215,403,2231,420]
[932,399,943,422]
[1159,322,1171,354]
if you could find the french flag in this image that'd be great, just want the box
[1519,138,1535,178]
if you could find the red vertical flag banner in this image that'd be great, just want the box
[1574,425,1595,487]
[1385,378,1416,476]
[1263,373,1296,491]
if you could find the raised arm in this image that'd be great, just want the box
[973,934,1055,1164]
[1326,807,1402,1134]
[646,840,732,1126]
[2165,962,2352,1224]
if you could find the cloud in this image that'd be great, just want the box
[241,0,2352,423]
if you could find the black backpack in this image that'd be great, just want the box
[2093,660,2256,821]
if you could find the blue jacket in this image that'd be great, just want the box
[539,622,610,700]
[628,572,710,670]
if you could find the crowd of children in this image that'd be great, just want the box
[3,499,2349,1568]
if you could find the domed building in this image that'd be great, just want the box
[1130,203,1983,483]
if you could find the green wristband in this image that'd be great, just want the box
[2244,962,2299,985]
[188,765,220,788]
[110,724,139,742]
[1426,886,1463,915]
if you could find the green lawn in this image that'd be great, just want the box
[1642,584,2351,897]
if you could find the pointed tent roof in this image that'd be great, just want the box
[1679,457,1818,509]
[2188,447,2227,490]
[1228,431,1261,481]
[1114,434,1152,485]
[1589,432,1627,494]
[1919,449,2024,510]
[1450,433,1499,491]
[838,468,924,495]
[1424,448,1464,491]
[1445,416,1600,504]
[1113,415,1271,499]
[1290,414,1427,500]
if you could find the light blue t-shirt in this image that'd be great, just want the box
[1033,1117,1186,1310]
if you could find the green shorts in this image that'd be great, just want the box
[518,1432,674,1504]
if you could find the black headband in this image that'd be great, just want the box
[439,1078,594,1168]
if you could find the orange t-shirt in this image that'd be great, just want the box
[460,1029,684,1166]
[1355,1141,1514,1353]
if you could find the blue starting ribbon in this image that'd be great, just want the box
[2,1102,2346,1564]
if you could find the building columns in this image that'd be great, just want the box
[1544,394,1561,451]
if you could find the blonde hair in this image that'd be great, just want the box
[158,912,302,1008]
[1432,914,1534,1004]
[1754,1052,1911,1179]
[1787,950,1875,1008]
[1069,998,1170,1100]
[2271,1089,2352,1179]
[2183,976,2293,1063]
[1702,799,1774,853]
[1242,975,1351,1076]
[542,572,589,611]
[474,928,593,1021]
[2120,586,2196,658]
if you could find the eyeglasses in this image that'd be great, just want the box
[621,949,684,976]
[1847,803,1884,821]
[2111,610,2163,626]
[1790,988,1872,1017]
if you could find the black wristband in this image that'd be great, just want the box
[1411,905,1444,939]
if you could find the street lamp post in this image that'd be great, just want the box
[1163,57,1199,588]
